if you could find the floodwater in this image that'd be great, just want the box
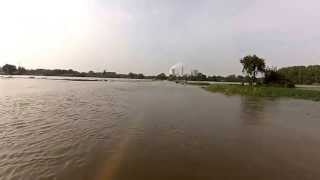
[1,78,320,180]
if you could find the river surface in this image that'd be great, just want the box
[1,78,320,180]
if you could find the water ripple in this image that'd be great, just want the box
[0,79,129,180]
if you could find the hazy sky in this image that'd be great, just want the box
[0,0,319,75]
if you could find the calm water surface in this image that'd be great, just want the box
[1,78,320,180]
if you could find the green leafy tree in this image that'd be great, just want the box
[278,65,320,85]
[240,55,266,85]
[264,67,295,88]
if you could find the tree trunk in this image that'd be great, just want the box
[249,77,253,86]
[252,72,257,85]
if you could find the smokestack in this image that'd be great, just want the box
[169,62,185,77]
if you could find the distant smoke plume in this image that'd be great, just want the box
[169,62,185,76]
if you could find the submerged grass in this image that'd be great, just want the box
[205,84,320,101]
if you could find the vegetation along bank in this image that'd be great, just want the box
[205,84,320,101]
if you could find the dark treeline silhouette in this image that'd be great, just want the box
[278,65,320,85]
[0,63,246,82]
[239,55,320,86]
[239,55,295,88]
[0,64,151,79]
[155,72,245,82]
[2,63,320,85]
[157,61,320,85]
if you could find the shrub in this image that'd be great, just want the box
[263,67,295,88]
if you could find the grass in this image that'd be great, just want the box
[205,84,320,101]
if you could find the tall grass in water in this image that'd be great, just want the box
[206,84,320,101]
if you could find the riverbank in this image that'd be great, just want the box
[186,81,211,86]
[205,84,320,101]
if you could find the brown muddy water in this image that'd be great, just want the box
[1,78,320,180]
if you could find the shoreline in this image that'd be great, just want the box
[205,84,320,101]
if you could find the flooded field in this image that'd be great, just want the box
[1,78,320,180]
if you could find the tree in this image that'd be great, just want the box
[168,74,177,81]
[17,66,27,75]
[137,73,145,79]
[188,71,207,81]
[240,55,266,85]
[156,73,167,80]
[127,72,144,79]
[264,67,295,88]
[2,64,17,75]
[128,72,135,79]
[278,65,320,85]
[225,74,237,82]
[88,70,95,77]
[196,72,207,81]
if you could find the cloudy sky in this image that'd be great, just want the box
[0,0,319,75]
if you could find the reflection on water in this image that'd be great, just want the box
[240,96,269,125]
[1,78,320,180]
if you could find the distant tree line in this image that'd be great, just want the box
[2,62,320,85]
[155,72,245,82]
[0,63,246,82]
[278,65,320,85]
[239,55,320,86]
[0,64,150,79]
[155,59,320,86]
[240,55,295,88]
[156,54,308,88]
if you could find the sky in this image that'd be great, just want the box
[0,0,319,75]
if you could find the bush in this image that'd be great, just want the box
[263,68,295,88]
